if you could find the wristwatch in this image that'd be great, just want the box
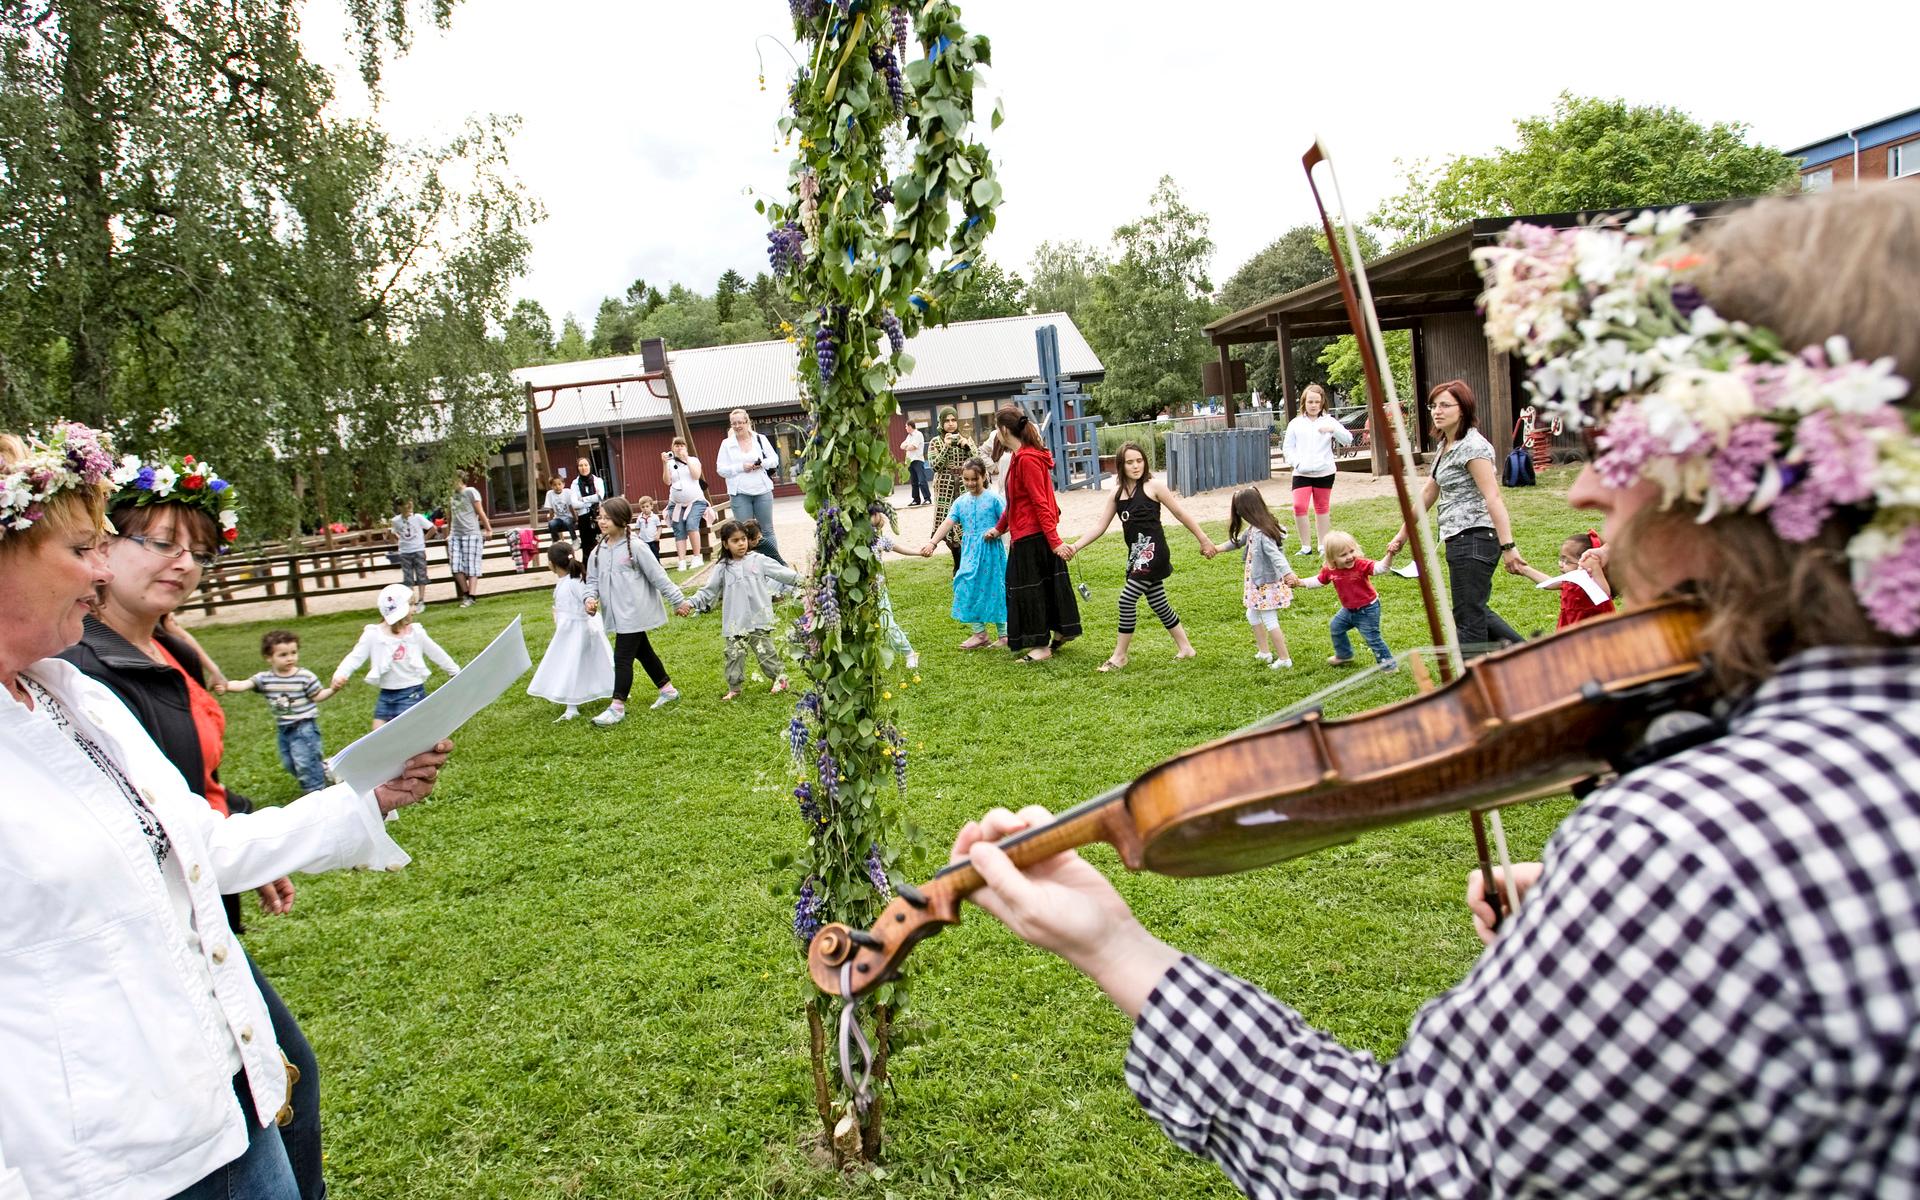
[1499,541,1516,552]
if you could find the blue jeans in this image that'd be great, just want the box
[169,1074,299,1200]
[373,684,425,721]
[669,498,708,541]
[729,490,786,564]
[250,959,325,1200]
[275,719,327,794]
[1330,599,1394,664]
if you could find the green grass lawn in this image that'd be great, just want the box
[205,470,1593,1198]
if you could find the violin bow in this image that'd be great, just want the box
[1301,140,1523,923]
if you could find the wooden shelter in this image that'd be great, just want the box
[1206,200,1743,471]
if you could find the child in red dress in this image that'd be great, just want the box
[1508,531,1616,628]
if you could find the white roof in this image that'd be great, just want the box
[513,312,1102,434]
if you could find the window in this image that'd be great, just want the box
[1801,167,1834,192]
[485,448,529,515]
[1894,143,1920,180]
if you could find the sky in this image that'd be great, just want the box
[301,0,1915,331]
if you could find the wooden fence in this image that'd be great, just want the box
[194,511,725,620]
[1164,427,1275,497]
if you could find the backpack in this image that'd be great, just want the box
[1504,422,1537,488]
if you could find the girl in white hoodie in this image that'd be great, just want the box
[1281,383,1353,557]
[330,583,462,728]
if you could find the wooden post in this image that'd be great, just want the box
[288,555,307,618]
[1276,321,1297,423]
[1485,345,1516,461]
[524,381,549,529]
[1218,343,1237,429]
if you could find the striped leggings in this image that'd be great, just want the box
[1117,578,1179,635]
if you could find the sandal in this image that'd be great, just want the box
[1019,650,1052,664]
[1096,657,1127,673]
[958,634,990,650]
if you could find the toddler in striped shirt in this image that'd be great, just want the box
[221,629,337,793]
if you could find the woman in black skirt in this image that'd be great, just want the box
[985,403,1080,662]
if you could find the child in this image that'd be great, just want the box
[330,583,462,729]
[920,457,1007,649]
[1223,487,1295,669]
[1284,530,1397,667]
[1061,441,1218,672]
[222,630,336,792]
[636,496,664,560]
[689,519,802,699]
[584,496,691,725]
[868,501,919,669]
[1507,531,1616,628]
[389,497,434,614]
[527,541,615,720]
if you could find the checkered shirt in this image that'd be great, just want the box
[1126,646,1920,1198]
[448,531,484,576]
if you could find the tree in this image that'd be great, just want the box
[502,299,555,367]
[714,268,745,323]
[938,259,1025,322]
[1025,239,1108,323]
[766,0,1000,1162]
[591,296,637,356]
[747,271,804,336]
[1079,176,1221,423]
[553,315,590,362]
[1371,93,1799,249]
[1217,225,1337,409]
[0,0,535,538]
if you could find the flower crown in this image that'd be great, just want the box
[1473,208,1920,636]
[108,451,241,549]
[0,422,117,537]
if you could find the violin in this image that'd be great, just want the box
[809,600,1710,997]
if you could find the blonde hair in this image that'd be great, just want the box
[1621,184,1920,694]
[1319,530,1359,561]
[0,433,108,555]
[1299,383,1329,416]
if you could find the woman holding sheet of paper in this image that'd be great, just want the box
[0,422,452,1200]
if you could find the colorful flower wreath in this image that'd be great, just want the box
[0,422,117,537]
[108,451,241,548]
[1473,208,1920,636]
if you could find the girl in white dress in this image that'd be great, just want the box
[527,542,614,720]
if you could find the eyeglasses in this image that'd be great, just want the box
[123,534,217,569]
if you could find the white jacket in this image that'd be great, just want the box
[0,657,409,1200]
[1283,413,1354,478]
[332,622,460,690]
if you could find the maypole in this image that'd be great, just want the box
[761,0,1001,1164]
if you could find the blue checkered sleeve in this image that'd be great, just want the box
[1125,648,1920,1198]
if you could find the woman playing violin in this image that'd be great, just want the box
[954,185,1920,1198]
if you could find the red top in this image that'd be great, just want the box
[1558,584,1616,628]
[994,445,1061,549]
[1317,557,1384,610]
[153,641,230,815]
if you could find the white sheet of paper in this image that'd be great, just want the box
[326,617,531,794]
[1539,568,1610,606]
[1391,561,1419,578]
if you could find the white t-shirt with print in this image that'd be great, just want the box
[391,512,432,554]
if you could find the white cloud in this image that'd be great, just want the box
[301,0,1912,327]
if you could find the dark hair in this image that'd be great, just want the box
[995,403,1046,451]
[712,518,752,560]
[261,629,299,657]
[961,456,989,479]
[1227,487,1285,546]
[547,541,584,580]
[1428,379,1477,436]
[109,499,220,554]
[1560,532,1597,560]
[599,495,633,530]
[741,519,763,545]
[1115,441,1153,493]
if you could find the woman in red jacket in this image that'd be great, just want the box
[986,404,1081,662]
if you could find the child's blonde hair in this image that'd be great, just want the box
[637,495,656,512]
[1320,530,1360,561]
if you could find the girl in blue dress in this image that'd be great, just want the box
[920,458,1007,649]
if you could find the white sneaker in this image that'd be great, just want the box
[906,651,919,670]
[413,602,425,615]
[591,705,626,726]
[1254,651,1273,663]
[555,706,579,722]
[1269,657,1293,670]
[1295,544,1316,557]
[684,556,704,571]
[649,686,680,709]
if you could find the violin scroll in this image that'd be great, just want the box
[809,880,963,997]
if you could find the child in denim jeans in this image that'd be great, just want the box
[222,629,336,792]
[1285,530,1397,667]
